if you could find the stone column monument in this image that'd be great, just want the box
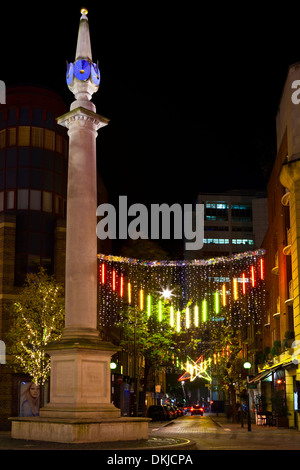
[10,9,149,443]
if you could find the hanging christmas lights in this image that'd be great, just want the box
[97,249,265,331]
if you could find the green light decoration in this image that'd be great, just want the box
[98,249,265,333]
[243,361,251,369]
[202,299,207,322]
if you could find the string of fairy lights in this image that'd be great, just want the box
[98,249,265,331]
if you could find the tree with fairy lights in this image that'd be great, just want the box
[117,298,181,416]
[7,268,64,393]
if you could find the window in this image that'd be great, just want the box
[56,134,62,153]
[232,239,254,245]
[203,238,230,244]
[0,129,5,149]
[6,190,15,209]
[231,204,252,221]
[31,127,44,147]
[55,195,62,214]
[18,126,30,146]
[205,202,229,221]
[44,129,55,150]
[7,128,16,146]
[30,190,41,210]
[0,191,3,211]
[17,189,29,210]
[43,191,52,212]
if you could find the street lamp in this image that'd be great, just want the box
[243,361,251,432]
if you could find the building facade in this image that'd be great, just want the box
[186,190,268,260]
[251,63,300,430]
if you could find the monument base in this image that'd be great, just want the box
[10,416,150,444]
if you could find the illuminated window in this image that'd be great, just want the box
[18,126,30,146]
[17,189,29,210]
[44,129,55,151]
[31,127,44,147]
[6,190,15,209]
[30,190,41,210]
[0,129,5,149]
[7,128,16,146]
[232,239,254,245]
[43,191,52,212]
[205,202,228,221]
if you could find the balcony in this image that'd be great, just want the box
[283,228,292,256]
[273,297,280,317]
[285,279,294,305]
[271,252,279,275]
[281,191,291,206]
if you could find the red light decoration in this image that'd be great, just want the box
[101,263,105,284]
[120,275,124,297]
[251,265,255,287]
[260,258,264,280]
[242,273,246,294]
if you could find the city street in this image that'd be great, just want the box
[149,413,300,450]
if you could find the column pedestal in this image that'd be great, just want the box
[10,339,150,443]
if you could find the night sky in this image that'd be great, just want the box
[2,2,300,210]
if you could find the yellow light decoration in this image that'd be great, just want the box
[139,289,144,310]
[202,299,207,322]
[186,307,190,329]
[222,283,226,306]
[128,282,131,304]
[178,356,212,382]
[170,306,174,327]
[176,310,181,332]
[215,291,219,314]
[233,278,238,300]
[147,294,151,317]
[194,305,199,327]
[158,300,162,321]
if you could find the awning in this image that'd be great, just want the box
[249,359,294,384]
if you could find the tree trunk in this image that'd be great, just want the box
[229,383,237,423]
[142,360,151,417]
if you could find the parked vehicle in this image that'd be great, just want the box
[171,405,178,418]
[191,404,204,416]
[163,404,175,420]
[147,405,168,422]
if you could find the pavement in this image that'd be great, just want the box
[0,413,299,451]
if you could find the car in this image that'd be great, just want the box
[163,404,175,420]
[171,405,178,418]
[190,404,204,416]
[147,405,168,422]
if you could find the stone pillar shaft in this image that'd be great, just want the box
[57,107,108,339]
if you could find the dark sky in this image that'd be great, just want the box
[2,2,300,208]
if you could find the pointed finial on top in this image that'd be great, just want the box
[80,8,88,18]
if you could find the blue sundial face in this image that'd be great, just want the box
[66,62,74,85]
[91,63,101,86]
[74,59,91,81]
